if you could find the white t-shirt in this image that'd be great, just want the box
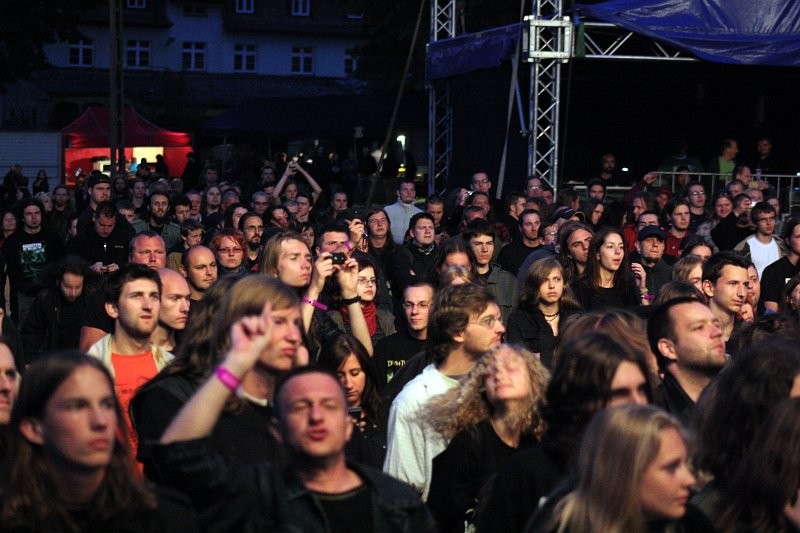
[747,236,780,279]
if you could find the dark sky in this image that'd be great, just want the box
[445,58,800,191]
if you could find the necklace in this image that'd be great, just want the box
[543,311,560,322]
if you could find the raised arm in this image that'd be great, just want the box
[271,165,293,202]
[302,252,335,332]
[295,164,323,202]
[160,304,272,444]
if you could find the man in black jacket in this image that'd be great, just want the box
[156,322,435,533]
[21,255,89,363]
[66,201,133,275]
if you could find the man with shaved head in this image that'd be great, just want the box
[180,245,218,303]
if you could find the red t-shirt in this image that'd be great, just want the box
[110,352,158,457]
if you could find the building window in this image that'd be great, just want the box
[344,53,357,75]
[236,0,254,13]
[291,0,310,16]
[182,42,206,71]
[126,40,150,68]
[183,4,207,16]
[234,44,256,72]
[291,47,313,74]
[126,0,146,8]
[68,40,93,67]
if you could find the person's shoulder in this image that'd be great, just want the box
[354,463,424,502]
[393,364,437,405]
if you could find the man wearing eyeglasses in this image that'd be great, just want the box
[733,201,787,279]
[685,182,709,231]
[238,212,264,269]
[470,172,492,194]
[526,176,544,199]
[373,282,434,387]
[384,284,504,500]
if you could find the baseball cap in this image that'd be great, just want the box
[86,173,111,189]
[637,225,665,241]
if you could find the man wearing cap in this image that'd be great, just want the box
[76,173,112,232]
[631,225,672,297]
[77,173,134,236]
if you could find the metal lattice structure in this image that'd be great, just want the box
[427,0,456,195]
[523,0,571,190]
[428,0,701,194]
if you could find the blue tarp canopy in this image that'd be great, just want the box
[426,0,800,80]
[426,23,522,80]
[577,0,800,67]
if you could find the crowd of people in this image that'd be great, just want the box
[0,143,798,532]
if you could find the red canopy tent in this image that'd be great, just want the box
[62,106,192,182]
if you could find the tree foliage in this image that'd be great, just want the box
[0,0,104,91]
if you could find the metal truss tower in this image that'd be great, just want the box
[428,0,697,193]
[427,0,456,194]
[523,0,571,189]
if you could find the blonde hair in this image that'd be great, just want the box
[427,344,549,441]
[258,231,308,278]
[551,405,685,533]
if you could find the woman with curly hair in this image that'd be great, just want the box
[317,333,387,469]
[426,344,549,533]
[1,352,198,531]
[479,332,652,533]
[507,258,581,369]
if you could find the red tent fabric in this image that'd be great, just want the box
[62,106,191,148]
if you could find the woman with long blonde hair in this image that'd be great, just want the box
[533,405,699,533]
[427,344,549,532]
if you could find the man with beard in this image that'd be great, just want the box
[48,185,74,243]
[180,245,218,303]
[152,268,191,352]
[648,297,727,424]
[239,212,264,269]
[133,192,181,249]
[88,263,172,453]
